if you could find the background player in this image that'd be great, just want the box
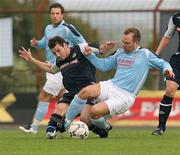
[19,3,86,134]
[152,12,180,135]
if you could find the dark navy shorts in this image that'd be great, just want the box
[57,82,96,105]
[57,92,96,105]
[166,53,180,87]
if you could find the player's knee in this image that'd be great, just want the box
[165,86,176,97]
[78,87,90,99]
[38,90,52,101]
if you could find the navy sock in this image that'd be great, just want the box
[158,95,173,131]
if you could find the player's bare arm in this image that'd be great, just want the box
[156,36,171,55]
[82,41,116,56]
[18,47,54,73]
[156,16,176,55]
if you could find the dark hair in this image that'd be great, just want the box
[48,36,66,49]
[124,27,141,42]
[49,3,64,14]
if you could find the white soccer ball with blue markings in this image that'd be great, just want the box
[68,121,89,139]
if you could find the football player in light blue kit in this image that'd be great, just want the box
[19,3,86,134]
[63,27,175,129]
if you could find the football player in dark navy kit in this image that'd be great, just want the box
[19,36,113,139]
[152,12,180,135]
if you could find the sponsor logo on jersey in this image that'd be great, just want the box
[60,59,79,69]
[117,58,135,67]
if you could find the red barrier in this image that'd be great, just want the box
[110,97,180,121]
[43,95,180,126]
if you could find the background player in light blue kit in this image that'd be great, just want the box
[19,3,86,134]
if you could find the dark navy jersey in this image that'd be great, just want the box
[56,45,96,92]
[164,12,180,85]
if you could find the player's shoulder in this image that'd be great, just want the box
[62,22,73,28]
[62,22,81,36]
[70,44,81,54]
[138,47,150,53]
[70,45,84,59]
[113,48,124,55]
[74,44,81,50]
[45,24,53,31]
[172,12,180,22]
[138,47,147,52]
[140,48,159,58]
[136,47,151,58]
[116,48,124,53]
[172,12,180,18]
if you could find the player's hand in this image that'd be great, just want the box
[83,46,93,56]
[18,47,33,62]
[30,38,37,47]
[164,69,175,78]
[99,41,116,54]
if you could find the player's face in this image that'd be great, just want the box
[50,8,63,24]
[122,33,138,52]
[51,44,70,60]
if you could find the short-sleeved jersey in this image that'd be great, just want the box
[162,12,180,85]
[35,20,86,63]
[164,12,180,52]
[55,45,96,92]
[172,12,180,52]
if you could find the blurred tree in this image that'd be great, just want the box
[0,0,99,93]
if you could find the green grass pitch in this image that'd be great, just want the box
[0,127,180,155]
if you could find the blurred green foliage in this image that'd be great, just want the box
[0,0,100,93]
[0,0,159,93]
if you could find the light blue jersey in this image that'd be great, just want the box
[35,20,86,63]
[86,47,172,96]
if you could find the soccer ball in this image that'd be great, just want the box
[68,121,89,139]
